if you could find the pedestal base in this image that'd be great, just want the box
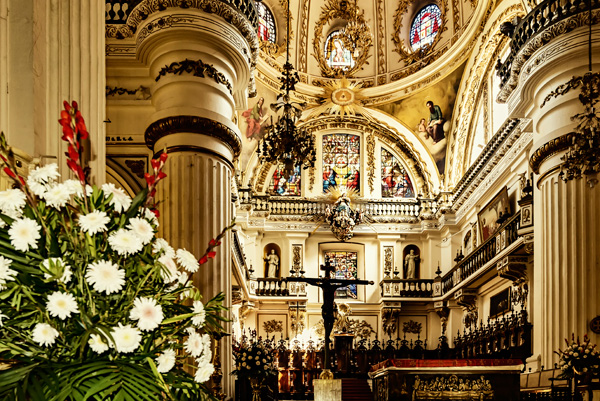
[314,379,342,401]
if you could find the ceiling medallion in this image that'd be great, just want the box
[307,78,374,120]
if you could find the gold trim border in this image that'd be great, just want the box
[529,133,572,174]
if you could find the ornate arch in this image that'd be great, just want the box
[446,3,525,188]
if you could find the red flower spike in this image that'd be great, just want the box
[67,146,79,162]
[209,239,221,246]
[72,101,78,110]
[144,173,155,186]
[199,255,208,265]
[63,101,71,111]
[151,159,160,171]
[3,167,15,178]
[0,155,7,163]
[208,251,217,259]
[151,209,160,218]
[18,176,25,186]
[60,110,71,121]
[157,171,167,180]
[160,152,168,163]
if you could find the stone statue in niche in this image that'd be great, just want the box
[264,249,280,278]
[403,245,421,279]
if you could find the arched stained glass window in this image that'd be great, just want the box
[256,2,276,43]
[324,30,355,70]
[410,4,442,51]
[324,251,358,299]
[381,148,415,198]
[267,165,301,196]
[322,134,360,193]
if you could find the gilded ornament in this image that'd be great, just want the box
[155,59,233,95]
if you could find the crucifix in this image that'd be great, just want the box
[285,261,373,379]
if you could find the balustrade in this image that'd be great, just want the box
[255,278,289,296]
[380,279,434,298]
[497,0,600,90]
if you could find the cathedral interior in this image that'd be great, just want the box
[1,0,600,399]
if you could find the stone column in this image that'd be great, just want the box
[506,24,600,367]
[134,4,256,397]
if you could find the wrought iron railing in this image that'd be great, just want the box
[105,0,258,29]
[497,0,600,90]
[232,230,251,280]
[441,211,521,294]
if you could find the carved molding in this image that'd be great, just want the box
[391,0,449,65]
[452,0,460,33]
[497,255,528,283]
[106,85,151,100]
[529,133,571,174]
[367,132,376,193]
[311,0,372,78]
[540,72,600,108]
[376,0,386,75]
[384,246,394,277]
[144,115,241,157]
[382,308,401,337]
[497,11,600,103]
[454,289,477,311]
[155,59,233,95]
[298,0,310,72]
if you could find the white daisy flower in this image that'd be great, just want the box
[46,291,79,320]
[153,238,175,258]
[63,179,85,197]
[0,256,17,290]
[176,249,199,273]
[28,164,60,183]
[41,183,71,209]
[0,189,26,214]
[108,229,143,256]
[111,323,141,353]
[129,297,163,332]
[127,217,154,245]
[88,333,109,354]
[143,208,159,226]
[32,323,59,347]
[184,330,206,357]
[101,183,132,213]
[191,300,206,328]
[158,255,179,284]
[156,349,177,373]
[196,347,212,366]
[42,258,72,284]
[78,210,110,235]
[86,260,125,294]
[0,310,7,326]
[8,217,41,252]
[194,361,215,383]
[27,179,48,198]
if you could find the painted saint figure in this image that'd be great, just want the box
[425,100,445,143]
[242,97,266,140]
[265,249,279,278]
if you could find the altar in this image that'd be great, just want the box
[369,359,523,401]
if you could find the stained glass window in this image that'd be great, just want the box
[324,251,358,299]
[324,31,355,70]
[323,134,360,193]
[381,148,415,198]
[267,165,301,196]
[256,2,276,43]
[410,4,442,51]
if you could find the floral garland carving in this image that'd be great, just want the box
[391,0,449,64]
[312,0,372,78]
[367,132,376,193]
[541,72,600,108]
[299,0,311,72]
[155,59,233,95]
[377,0,386,75]
[308,166,315,191]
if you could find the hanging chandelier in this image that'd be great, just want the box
[339,0,373,59]
[257,0,316,178]
[556,0,600,188]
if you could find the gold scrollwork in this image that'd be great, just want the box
[312,0,372,78]
[367,132,376,192]
[155,58,233,94]
[529,133,572,174]
[391,0,449,64]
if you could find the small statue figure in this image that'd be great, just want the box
[264,249,279,278]
[404,249,420,279]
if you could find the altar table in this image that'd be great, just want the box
[369,359,523,401]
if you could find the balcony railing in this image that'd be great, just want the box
[497,0,600,91]
[441,212,521,295]
[255,278,289,297]
[105,0,258,29]
[380,279,435,298]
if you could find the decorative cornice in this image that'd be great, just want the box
[155,58,233,95]
[497,10,600,103]
[144,115,241,158]
[105,0,260,96]
[529,133,572,174]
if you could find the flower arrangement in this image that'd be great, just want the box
[555,334,600,379]
[0,101,231,400]
[232,331,277,380]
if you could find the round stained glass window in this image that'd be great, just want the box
[410,4,442,51]
[256,2,276,44]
